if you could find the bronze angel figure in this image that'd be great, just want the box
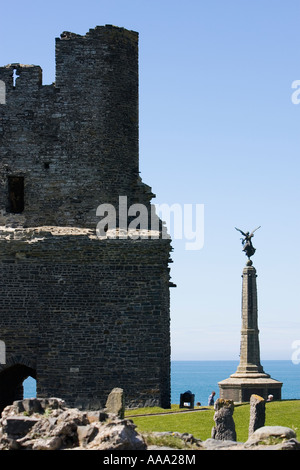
[235,226,261,259]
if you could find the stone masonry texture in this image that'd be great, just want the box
[0,26,172,411]
[236,265,262,374]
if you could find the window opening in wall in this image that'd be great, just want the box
[0,80,5,104]
[8,176,24,213]
[44,162,50,169]
[0,340,5,364]
[12,68,20,88]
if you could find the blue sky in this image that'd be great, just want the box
[1,0,299,361]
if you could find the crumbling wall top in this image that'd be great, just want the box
[58,25,138,41]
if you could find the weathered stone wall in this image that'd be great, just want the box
[0,26,172,410]
[0,227,171,409]
[0,26,152,228]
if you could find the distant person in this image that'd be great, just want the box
[267,394,274,402]
[208,391,216,406]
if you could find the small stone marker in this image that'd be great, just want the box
[211,398,236,441]
[105,387,125,419]
[248,394,265,437]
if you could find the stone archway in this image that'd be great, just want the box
[0,363,36,413]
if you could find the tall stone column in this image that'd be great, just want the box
[218,234,283,401]
[233,261,265,377]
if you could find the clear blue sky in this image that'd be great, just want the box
[1,0,299,361]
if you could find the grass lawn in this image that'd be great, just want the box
[126,400,300,443]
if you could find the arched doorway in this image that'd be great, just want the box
[23,376,37,399]
[0,364,36,413]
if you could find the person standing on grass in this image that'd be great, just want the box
[208,391,216,406]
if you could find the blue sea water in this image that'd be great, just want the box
[171,360,300,405]
[23,360,300,405]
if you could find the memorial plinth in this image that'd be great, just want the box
[218,260,282,402]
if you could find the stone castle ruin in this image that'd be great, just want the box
[0,25,172,411]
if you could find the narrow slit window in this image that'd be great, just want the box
[8,176,24,213]
[12,68,20,88]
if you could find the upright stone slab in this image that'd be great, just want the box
[211,399,236,441]
[105,388,125,419]
[248,394,265,437]
[219,260,282,402]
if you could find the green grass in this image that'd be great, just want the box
[126,400,300,443]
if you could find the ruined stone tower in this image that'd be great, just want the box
[0,26,172,411]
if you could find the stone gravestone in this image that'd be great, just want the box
[211,399,236,441]
[105,388,125,419]
[248,394,265,437]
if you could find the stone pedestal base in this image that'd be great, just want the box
[218,373,282,402]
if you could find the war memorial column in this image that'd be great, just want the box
[218,227,282,402]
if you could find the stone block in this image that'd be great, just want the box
[211,399,236,441]
[4,416,39,438]
[248,394,265,437]
[245,426,297,447]
[105,388,125,419]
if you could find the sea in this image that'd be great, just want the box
[23,360,300,405]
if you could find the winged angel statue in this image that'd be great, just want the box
[235,226,261,259]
